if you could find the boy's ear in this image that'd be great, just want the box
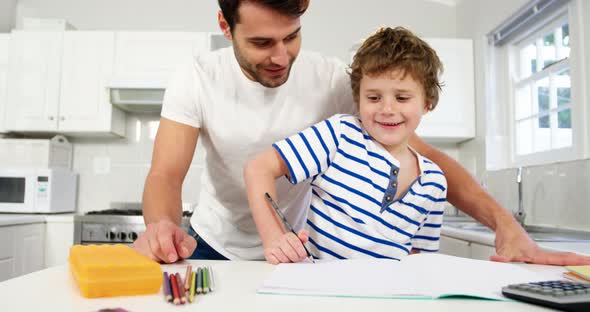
[423,100,432,113]
[218,11,233,40]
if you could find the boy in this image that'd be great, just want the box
[244,26,447,263]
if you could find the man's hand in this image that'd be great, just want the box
[132,220,197,263]
[264,229,310,265]
[491,222,590,265]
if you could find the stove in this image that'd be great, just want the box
[74,206,192,245]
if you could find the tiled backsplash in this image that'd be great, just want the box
[71,114,204,213]
[485,159,590,231]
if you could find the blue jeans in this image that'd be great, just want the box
[187,226,229,260]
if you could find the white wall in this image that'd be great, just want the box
[0,0,17,32]
[15,0,458,61]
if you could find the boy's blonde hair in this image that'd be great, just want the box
[349,27,443,111]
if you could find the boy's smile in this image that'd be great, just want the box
[359,70,429,155]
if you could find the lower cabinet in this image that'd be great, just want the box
[0,223,45,282]
[44,218,74,267]
[439,235,496,260]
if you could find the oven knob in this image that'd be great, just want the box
[129,232,138,241]
[117,232,127,240]
[107,231,116,240]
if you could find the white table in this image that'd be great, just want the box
[0,260,562,311]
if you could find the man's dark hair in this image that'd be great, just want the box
[218,0,310,32]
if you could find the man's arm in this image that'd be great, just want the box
[133,117,199,263]
[410,133,590,265]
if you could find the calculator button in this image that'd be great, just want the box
[564,290,576,296]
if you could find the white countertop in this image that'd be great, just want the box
[0,260,564,312]
[441,225,590,256]
[0,214,46,227]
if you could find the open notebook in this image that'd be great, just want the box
[258,253,564,300]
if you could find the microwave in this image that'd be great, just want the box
[0,168,77,213]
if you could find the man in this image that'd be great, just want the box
[133,0,590,265]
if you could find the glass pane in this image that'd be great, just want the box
[542,32,557,68]
[515,84,532,120]
[559,23,570,59]
[533,113,551,153]
[519,44,536,77]
[516,119,533,155]
[562,23,570,46]
[553,110,572,149]
[535,78,550,128]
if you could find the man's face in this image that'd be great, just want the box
[223,2,302,88]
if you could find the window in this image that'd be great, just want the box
[513,19,571,156]
[486,0,586,168]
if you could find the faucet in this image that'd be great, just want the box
[514,167,526,226]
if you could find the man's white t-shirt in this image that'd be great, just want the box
[161,47,354,260]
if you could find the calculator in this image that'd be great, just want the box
[502,280,590,312]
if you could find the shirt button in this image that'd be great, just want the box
[385,196,392,201]
[393,170,398,175]
[392,182,397,188]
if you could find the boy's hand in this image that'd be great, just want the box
[264,229,310,264]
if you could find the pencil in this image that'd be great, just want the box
[196,267,203,294]
[175,272,187,304]
[208,265,215,292]
[169,273,180,305]
[184,265,193,291]
[163,272,172,302]
[265,192,315,263]
[202,267,209,294]
[189,271,196,303]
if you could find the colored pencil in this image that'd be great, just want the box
[184,265,193,291]
[169,273,180,305]
[163,272,172,302]
[208,265,215,292]
[196,267,203,294]
[202,267,209,294]
[265,192,315,263]
[175,272,187,304]
[189,271,197,303]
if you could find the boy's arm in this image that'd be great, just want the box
[410,134,590,265]
[244,148,310,264]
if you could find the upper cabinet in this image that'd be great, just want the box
[5,31,63,132]
[5,31,125,136]
[0,33,9,133]
[416,38,475,143]
[113,32,209,83]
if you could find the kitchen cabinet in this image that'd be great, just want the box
[0,223,45,282]
[416,38,475,143]
[113,31,209,84]
[4,31,125,136]
[439,235,496,260]
[349,38,475,143]
[0,34,9,133]
[4,31,63,132]
[44,216,74,267]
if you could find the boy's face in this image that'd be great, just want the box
[219,2,302,88]
[359,70,429,153]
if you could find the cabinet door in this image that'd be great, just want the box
[416,39,475,143]
[0,226,16,282]
[5,31,63,131]
[0,34,9,133]
[113,32,209,83]
[44,220,74,267]
[13,223,45,277]
[439,235,471,258]
[470,242,496,261]
[59,31,120,133]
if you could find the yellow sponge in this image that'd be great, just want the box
[69,244,162,298]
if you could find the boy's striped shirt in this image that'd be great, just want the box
[273,114,447,260]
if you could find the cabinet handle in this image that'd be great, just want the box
[60,117,65,121]
[48,116,55,121]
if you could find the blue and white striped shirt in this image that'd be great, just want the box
[273,114,447,260]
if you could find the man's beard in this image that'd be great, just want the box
[233,47,296,88]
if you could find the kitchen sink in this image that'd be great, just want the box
[444,220,590,242]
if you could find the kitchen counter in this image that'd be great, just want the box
[0,259,564,311]
[0,214,46,227]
